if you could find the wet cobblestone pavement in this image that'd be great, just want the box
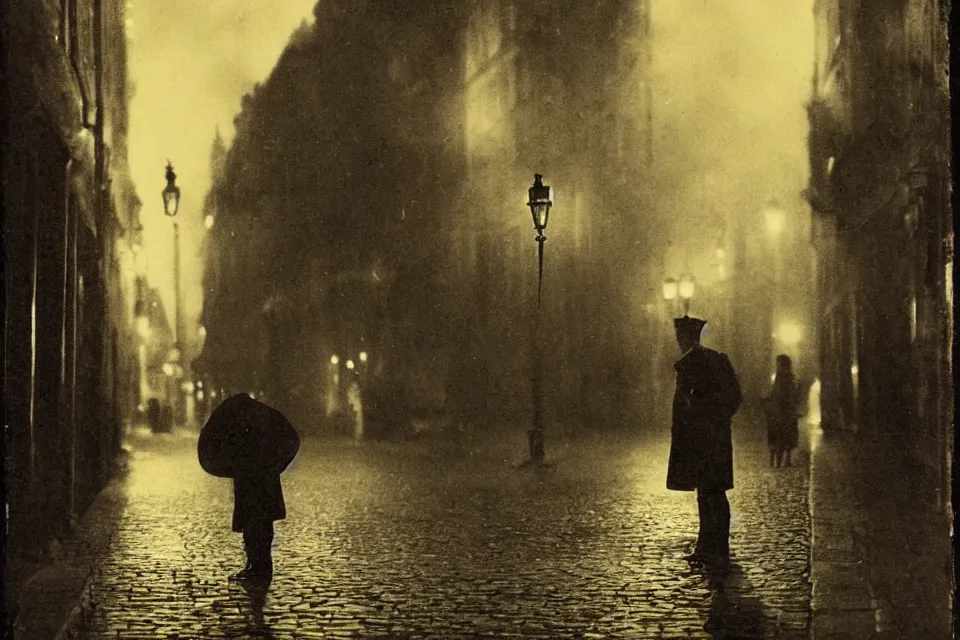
[68,416,810,639]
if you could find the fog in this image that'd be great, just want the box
[125,0,819,421]
[649,0,814,281]
[126,0,316,335]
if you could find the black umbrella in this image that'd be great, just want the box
[198,394,300,478]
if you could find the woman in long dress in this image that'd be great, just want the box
[763,354,800,468]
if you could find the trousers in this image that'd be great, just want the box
[696,489,730,557]
[242,519,274,571]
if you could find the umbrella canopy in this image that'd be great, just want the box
[198,394,300,478]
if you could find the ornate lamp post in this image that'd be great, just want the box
[162,162,183,423]
[526,174,553,463]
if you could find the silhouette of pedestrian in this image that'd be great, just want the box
[762,354,800,468]
[197,393,300,582]
[666,316,742,570]
[232,470,285,579]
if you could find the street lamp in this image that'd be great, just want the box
[662,277,678,304]
[162,162,181,217]
[526,174,553,464]
[162,162,184,424]
[678,273,695,315]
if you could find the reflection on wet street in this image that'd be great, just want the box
[75,415,810,639]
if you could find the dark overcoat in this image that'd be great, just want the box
[232,473,286,532]
[667,346,742,492]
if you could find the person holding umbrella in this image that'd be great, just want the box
[198,393,301,580]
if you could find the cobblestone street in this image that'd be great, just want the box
[68,414,811,639]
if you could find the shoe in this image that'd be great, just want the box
[230,564,254,580]
[704,552,730,572]
[244,563,273,579]
[684,550,708,563]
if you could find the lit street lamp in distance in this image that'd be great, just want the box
[662,274,695,316]
[525,174,553,465]
[776,320,803,347]
[161,162,184,424]
[662,277,678,306]
[162,162,181,217]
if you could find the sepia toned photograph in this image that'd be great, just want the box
[3,0,953,638]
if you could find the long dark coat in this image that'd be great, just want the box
[232,473,286,532]
[667,346,742,492]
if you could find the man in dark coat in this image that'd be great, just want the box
[233,471,285,579]
[667,316,742,568]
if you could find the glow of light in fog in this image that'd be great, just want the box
[651,1,813,294]
[662,278,678,301]
[359,351,368,363]
[330,355,339,365]
[346,360,355,371]
[777,321,803,346]
[764,203,787,236]
[807,379,822,425]
[678,275,695,301]
[204,213,215,230]
[137,316,151,339]
[850,363,859,377]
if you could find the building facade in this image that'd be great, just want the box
[452,0,657,430]
[3,0,140,568]
[806,0,951,510]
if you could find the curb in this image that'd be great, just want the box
[807,427,878,639]
[13,466,129,640]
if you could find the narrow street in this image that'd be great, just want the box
[70,413,811,639]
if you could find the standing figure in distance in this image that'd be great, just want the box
[666,316,742,570]
[763,354,800,468]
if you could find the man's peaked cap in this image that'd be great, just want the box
[674,315,707,340]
